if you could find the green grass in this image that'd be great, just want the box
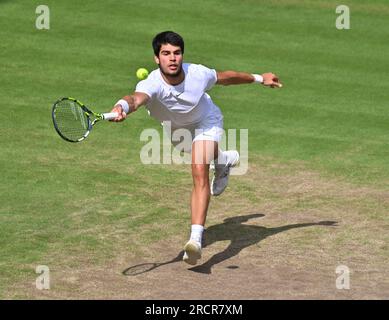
[0,0,388,297]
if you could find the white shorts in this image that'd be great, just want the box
[164,105,224,153]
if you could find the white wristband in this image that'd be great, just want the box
[116,99,130,114]
[252,74,264,84]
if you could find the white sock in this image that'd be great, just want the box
[190,224,204,246]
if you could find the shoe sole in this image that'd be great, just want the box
[183,242,201,265]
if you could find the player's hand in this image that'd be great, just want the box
[110,105,127,122]
[262,72,282,88]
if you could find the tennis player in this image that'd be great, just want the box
[110,31,281,265]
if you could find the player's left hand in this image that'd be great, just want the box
[262,72,282,88]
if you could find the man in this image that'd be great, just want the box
[110,31,282,265]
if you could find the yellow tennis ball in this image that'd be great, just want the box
[136,68,149,80]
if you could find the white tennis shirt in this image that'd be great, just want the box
[135,63,220,127]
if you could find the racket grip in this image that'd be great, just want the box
[102,112,119,120]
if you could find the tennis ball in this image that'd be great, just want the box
[136,68,149,80]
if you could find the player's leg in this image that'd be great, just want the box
[183,139,218,265]
[191,139,219,225]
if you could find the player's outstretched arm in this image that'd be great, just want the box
[216,71,282,88]
[110,92,150,122]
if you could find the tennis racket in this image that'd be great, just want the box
[51,97,118,143]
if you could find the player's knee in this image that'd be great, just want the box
[191,164,209,187]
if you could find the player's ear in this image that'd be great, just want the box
[154,55,160,65]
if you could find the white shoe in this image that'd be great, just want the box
[211,150,239,196]
[183,240,202,265]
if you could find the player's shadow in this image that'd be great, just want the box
[188,213,337,274]
[122,213,337,276]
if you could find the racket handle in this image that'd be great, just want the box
[101,112,119,120]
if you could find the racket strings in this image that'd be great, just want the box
[53,100,90,141]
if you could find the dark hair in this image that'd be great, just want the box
[152,31,184,56]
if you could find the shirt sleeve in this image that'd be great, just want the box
[198,64,217,91]
[135,78,158,99]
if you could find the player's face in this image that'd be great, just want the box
[155,43,183,78]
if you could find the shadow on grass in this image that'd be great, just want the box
[122,251,184,276]
[122,213,337,276]
[189,213,337,274]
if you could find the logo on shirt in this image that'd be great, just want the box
[173,92,184,98]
